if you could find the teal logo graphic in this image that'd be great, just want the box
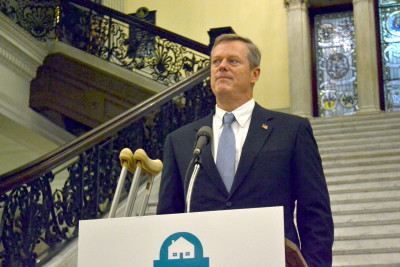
[154,232,209,267]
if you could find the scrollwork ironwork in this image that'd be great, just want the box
[59,2,210,85]
[0,173,59,266]
[1,0,210,85]
[1,0,59,41]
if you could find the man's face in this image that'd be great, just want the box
[210,40,260,107]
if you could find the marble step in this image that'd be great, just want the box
[319,141,400,154]
[328,178,400,192]
[334,223,400,238]
[335,232,400,242]
[313,119,400,132]
[332,208,400,227]
[332,251,400,267]
[326,171,400,185]
[334,217,400,228]
[324,163,399,176]
[316,135,400,148]
[313,122,400,136]
[310,112,400,126]
[322,155,400,169]
[333,235,400,253]
[316,128,400,142]
[321,147,400,161]
[329,188,400,202]
[332,210,400,224]
[312,115,400,126]
[328,177,400,194]
[331,200,400,213]
[331,196,400,208]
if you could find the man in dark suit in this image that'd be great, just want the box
[157,34,334,266]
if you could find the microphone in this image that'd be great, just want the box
[193,126,213,157]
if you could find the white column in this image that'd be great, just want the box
[353,0,381,113]
[284,0,313,117]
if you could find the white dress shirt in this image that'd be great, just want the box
[212,99,255,172]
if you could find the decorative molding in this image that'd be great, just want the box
[0,13,47,81]
[0,40,38,81]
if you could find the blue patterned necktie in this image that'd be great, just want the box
[216,113,236,192]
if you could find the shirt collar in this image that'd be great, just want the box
[215,99,255,128]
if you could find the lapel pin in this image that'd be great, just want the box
[262,124,269,130]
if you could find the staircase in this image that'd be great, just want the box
[311,111,400,267]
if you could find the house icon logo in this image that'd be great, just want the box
[154,232,210,267]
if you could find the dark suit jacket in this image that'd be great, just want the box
[157,103,334,266]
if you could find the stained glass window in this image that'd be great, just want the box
[378,1,400,111]
[314,11,358,117]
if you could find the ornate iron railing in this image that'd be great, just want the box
[0,0,59,41]
[0,68,215,266]
[0,0,210,86]
[0,0,223,266]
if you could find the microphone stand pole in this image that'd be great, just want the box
[185,156,202,213]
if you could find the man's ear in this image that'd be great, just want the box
[251,67,261,83]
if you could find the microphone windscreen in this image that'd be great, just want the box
[196,126,213,144]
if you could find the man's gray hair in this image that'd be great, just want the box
[211,34,261,69]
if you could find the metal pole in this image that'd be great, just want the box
[123,165,142,217]
[108,166,128,218]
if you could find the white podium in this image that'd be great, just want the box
[78,207,286,267]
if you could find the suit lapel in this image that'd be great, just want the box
[230,104,274,196]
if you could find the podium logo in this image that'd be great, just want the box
[154,232,210,267]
